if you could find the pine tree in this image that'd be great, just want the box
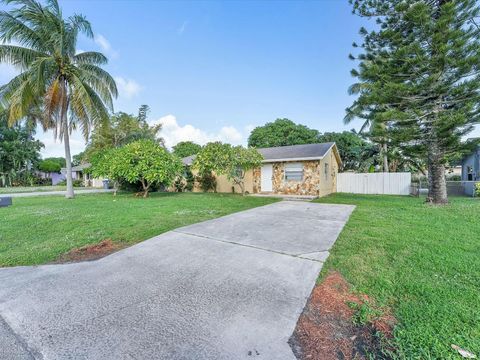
[347,0,480,204]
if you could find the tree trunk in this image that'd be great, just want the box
[239,182,245,196]
[63,120,74,199]
[382,143,389,173]
[140,179,150,198]
[427,139,448,204]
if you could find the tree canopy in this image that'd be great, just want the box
[38,157,65,173]
[347,0,480,203]
[0,112,43,186]
[318,131,376,171]
[248,119,321,148]
[193,142,263,195]
[91,140,182,197]
[172,141,202,159]
[84,105,162,160]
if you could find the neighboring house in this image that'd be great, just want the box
[183,142,342,197]
[56,163,104,187]
[461,145,480,195]
[462,146,480,181]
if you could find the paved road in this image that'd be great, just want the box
[0,201,354,360]
[0,189,114,198]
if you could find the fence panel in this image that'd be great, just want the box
[337,172,411,195]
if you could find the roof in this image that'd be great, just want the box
[256,142,336,162]
[182,142,341,166]
[182,155,196,166]
[61,163,91,173]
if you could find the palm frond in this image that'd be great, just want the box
[73,51,107,65]
[0,44,45,69]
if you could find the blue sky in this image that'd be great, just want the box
[2,0,371,157]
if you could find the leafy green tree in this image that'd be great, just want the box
[194,142,263,195]
[248,119,321,148]
[347,0,480,204]
[72,152,85,167]
[85,105,162,160]
[172,141,202,158]
[38,157,65,174]
[0,0,117,198]
[318,131,376,171]
[0,112,43,186]
[91,140,182,198]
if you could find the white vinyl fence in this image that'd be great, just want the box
[337,172,411,195]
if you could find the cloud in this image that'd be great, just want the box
[114,76,142,99]
[36,130,86,158]
[177,21,188,35]
[152,115,246,149]
[94,34,118,59]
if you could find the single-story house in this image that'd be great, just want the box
[56,163,104,187]
[183,142,342,197]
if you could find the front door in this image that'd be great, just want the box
[261,164,273,192]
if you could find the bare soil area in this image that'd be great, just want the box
[290,272,395,360]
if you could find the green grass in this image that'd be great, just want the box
[314,194,479,359]
[0,185,86,194]
[0,192,278,267]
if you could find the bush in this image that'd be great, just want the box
[196,171,216,192]
[57,179,84,187]
[476,183,480,197]
[173,177,185,192]
[446,174,461,181]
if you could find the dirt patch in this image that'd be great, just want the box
[289,271,395,360]
[56,239,124,263]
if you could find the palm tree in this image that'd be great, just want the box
[0,0,117,198]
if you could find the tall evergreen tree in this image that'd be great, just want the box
[347,0,480,204]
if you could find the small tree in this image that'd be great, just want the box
[227,146,263,195]
[91,140,182,197]
[193,142,263,195]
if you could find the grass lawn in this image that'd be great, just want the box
[0,185,86,194]
[315,194,479,359]
[0,192,278,267]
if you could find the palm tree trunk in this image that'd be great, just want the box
[63,121,74,199]
[382,143,389,172]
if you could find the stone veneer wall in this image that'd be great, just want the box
[253,160,322,196]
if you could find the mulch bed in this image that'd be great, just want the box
[55,239,124,263]
[289,271,396,360]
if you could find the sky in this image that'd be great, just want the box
[3,0,476,158]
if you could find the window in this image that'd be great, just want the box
[467,166,473,181]
[285,163,303,181]
[324,163,329,180]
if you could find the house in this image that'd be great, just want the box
[56,163,104,187]
[461,145,480,195]
[183,142,342,197]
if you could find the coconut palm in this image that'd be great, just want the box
[0,0,117,198]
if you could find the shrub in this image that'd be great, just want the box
[476,182,480,197]
[184,166,195,192]
[57,179,84,187]
[196,171,217,192]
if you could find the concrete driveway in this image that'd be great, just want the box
[0,201,354,360]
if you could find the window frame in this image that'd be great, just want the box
[284,162,304,182]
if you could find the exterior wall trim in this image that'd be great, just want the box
[262,156,324,163]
